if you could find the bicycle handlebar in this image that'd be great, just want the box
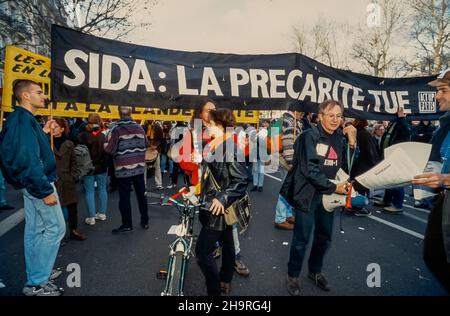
[164,196,206,210]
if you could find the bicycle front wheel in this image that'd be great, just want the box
[170,250,186,296]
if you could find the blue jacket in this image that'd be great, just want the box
[0,106,57,198]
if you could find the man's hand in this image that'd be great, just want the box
[412,173,450,188]
[43,194,58,206]
[43,119,57,134]
[209,198,225,215]
[343,125,357,147]
[397,107,406,118]
[335,181,350,195]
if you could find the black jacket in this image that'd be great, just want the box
[380,117,411,158]
[280,124,351,212]
[199,137,248,231]
[351,127,381,177]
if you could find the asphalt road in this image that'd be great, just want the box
[0,170,448,296]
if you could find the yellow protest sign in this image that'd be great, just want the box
[1,45,259,123]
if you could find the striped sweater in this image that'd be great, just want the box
[281,111,303,167]
[104,119,148,178]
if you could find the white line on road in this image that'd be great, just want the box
[0,208,24,238]
[367,215,424,239]
[402,212,428,224]
[264,173,282,182]
[402,204,431,214]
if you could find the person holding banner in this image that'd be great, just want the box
[412,68,450,292]
[0,79,66,296]
[374,108,412,214]
[280,100,356,295]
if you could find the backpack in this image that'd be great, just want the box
[73,144,95,179]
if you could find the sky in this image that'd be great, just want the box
[127,0,370,55]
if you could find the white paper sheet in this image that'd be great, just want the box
[413,161,443,200]
[355,143,432,190]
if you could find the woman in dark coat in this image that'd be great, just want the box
[350,119,381,216]
[195,108,248,296]
[53,118,86,240]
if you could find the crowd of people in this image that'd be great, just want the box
[0,71,449,296]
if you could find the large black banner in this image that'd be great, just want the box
[51,25,443,120]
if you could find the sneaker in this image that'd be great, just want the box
[70,229,87,241]
[274,221,294,230]
[308,272,331,291]
[141,222,149,230]
[156,185,164,190]
[85,217,96,225]
[49,268,63,281]
[373,201,391,207]
[166,183,177,189]
[23,283,64,296]
[234,259,250,277]
[95,213,107,221]
[286,276,301,296]
[112,225,133,234]
[258,187,263,192]
[414,201,431,209]
[353,208,372,217]
[383,206,403,214]
[250,186,258,192]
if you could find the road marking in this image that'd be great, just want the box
[368,215,424,239]
[0,208,25,238]
[402,204,431,214]
[265,173,282,182]
[402,212,428,224]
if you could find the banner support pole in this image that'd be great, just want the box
[0,107,4,133]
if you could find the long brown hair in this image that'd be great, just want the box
[86,113,104,132]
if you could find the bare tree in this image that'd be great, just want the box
[2,0,157,53]
[408,0,450,74]
[290,18,353,70]
[352,0,406,77]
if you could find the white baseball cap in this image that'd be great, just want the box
[428,68,450,87]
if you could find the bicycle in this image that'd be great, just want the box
[160,188,204,296]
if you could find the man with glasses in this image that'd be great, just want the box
[281,99,356,295]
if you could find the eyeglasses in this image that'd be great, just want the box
[321,112,343,120]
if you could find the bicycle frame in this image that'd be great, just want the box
[161,196,198,296]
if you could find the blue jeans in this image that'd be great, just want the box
[82,172,108,218]
[0,170,6,206]
[23,184,66,286]
[383,187,405,208]
[274,169,293,223]
[160,154,173,174]
[253,161,265,187]
[288,193,334,277]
